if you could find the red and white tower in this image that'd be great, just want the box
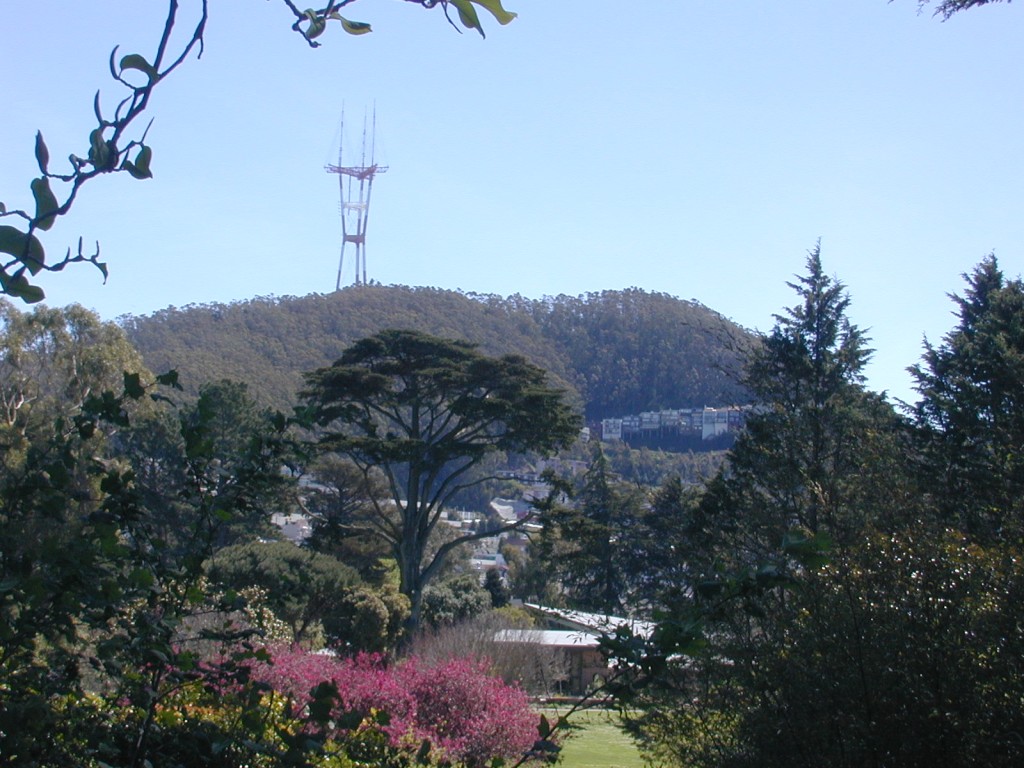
[326,109,388,289]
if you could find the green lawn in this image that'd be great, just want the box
[539,708,645,768]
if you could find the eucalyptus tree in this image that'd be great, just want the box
[0,300,146,439]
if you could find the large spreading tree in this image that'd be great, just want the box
[301,328,580,631]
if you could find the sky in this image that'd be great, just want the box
[2,1,1022,405]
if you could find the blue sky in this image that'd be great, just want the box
[2,1,1022,404]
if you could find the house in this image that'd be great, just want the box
[270,512,311,543]
[470,551,508,580]
[492,628,607,696]
[491,604,655,696]
[489,497,533,523]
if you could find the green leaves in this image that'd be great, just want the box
[471,0,518,26]
[303,9,327,40]
[537,713,552,739]
[0,225,45,274]
[321,9,373,36]
[450,0,517,37]
[123,372,146,400]
[155,369,183,390]
[0,270,45,304]
[782,528,832,569]
[0,210,45,303]
[450,0,484,35]
[292,0,516,43]
[88,128,116,170]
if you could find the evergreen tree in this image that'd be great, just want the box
[483,567,511,608]
[697,245,908,569]
[910,256,1024,540]
[539,446,647,615]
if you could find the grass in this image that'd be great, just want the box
[539,707,645,768]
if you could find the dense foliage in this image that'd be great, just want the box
[207,541,362,645]
[11,2,1018,766]
[525,288,753,420]
[910,255,1024,540]
[608,251,1024,768]
[0,306,307,766]
[123,285,752,422]
[8,252,1024,766]
[1,306,549,767]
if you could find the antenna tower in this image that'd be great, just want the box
[326,108,388,289]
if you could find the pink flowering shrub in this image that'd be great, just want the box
[252,647,537,766]
[406,657,538,766]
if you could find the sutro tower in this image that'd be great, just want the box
[326,108,388,289]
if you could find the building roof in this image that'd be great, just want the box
[525,604,655,639]
[493,629,602,648]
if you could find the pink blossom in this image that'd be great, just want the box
[251,647,537,766]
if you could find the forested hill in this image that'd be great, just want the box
[122,285,753,421]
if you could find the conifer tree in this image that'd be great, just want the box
[911,255,1024,540]
[697,245,904,568]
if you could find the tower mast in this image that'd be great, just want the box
[326,107,388,289]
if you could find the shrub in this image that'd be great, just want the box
[253,647,538,766]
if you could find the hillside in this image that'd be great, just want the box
[122,285,754,422]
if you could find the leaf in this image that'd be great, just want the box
[338,17,373,35]
[155,369,183,390]
[31,177,60,230]
[185,584,205,604]
[1,271,45,303]
[89,128,110,168]
[123,145,153,180]
[450,0,485,36]
[0,225,46,274]
[307,18,326,39]
[34,131,50,173]
[782,528,833,569]
[135,145,152,175]
[415,739,432,764]
[119,53,156,80]
[471,0,517,25]
[123,371,146,399]
[537,713,551,739]
[308,681,339,724]
[303,9,326,39]
[129,568,155,589]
